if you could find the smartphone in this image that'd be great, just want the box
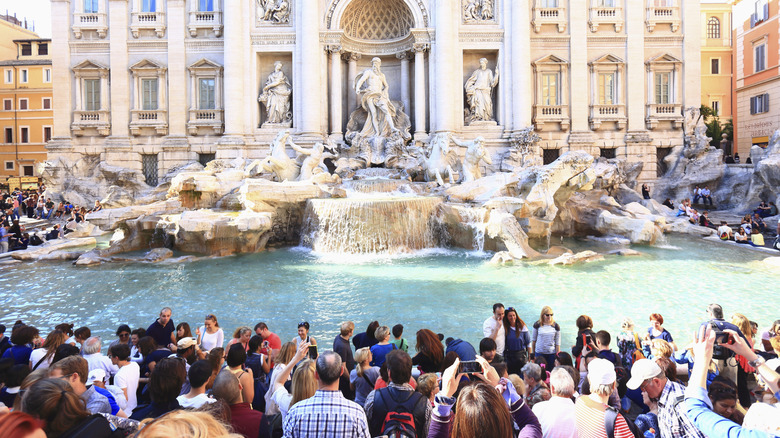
[308,345,318,360]
[458,360,482,374]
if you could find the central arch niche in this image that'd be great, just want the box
[341,0,414,41]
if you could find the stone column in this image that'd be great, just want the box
[345,52,360,115]
[398,52,411,116]
[510,0,532,130]
[108,0,131,137]
[412,43,428,136]
[626,0,645,132]
[569,0,588,133]
[328,45,343,136]
[296,0,323,137]
[50,0,72,139]
[221,0,245,137]
[167,0,187,137]
[682,0,701,109]
[434,0,457,132]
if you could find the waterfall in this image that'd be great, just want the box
[301,196,443,254]
[342,178,415,194]
[460,207,488,252]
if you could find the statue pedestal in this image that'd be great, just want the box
[261,122,292,129]
[466,120,498,128]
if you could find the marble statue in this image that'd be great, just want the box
[463,0,494,22]
[257,0,290,23]
[453,136,493,182]
[258,61,292,125]
[465,58,499,124]
[422,133,459,186]
[247,130,299,181]
[291,139,338,181]
[355,58,398,137]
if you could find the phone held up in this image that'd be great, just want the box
[458,360,482,374]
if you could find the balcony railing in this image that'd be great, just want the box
[131,12,166,38]
[646,103,683,130]
[532,104,570,130]
[532,6,567,33]
[187,109,224,135]
[71,110,110,136]
[72,13,108,39]
[646,3,680,32]
[130,109,168,135]
[188,10,223,37]
[589,104,627,130]
[589,6,623,32]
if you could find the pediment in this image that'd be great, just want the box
[129,59,166,71]
[590,54,624,65]
[646,53,682,65]
[533,54,568,65]
[188,58,222,70]
[73,59,108,71]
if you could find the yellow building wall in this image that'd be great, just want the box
[701,3,734,121]
[0,19,39,61]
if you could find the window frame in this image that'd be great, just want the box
[43,68,52,83]
[710,58,720,75]
[199,0,214,12]
[142,0,157,12]
[707,17,721,39]
[750,93,770,115]
[3,69,12,84]
[3,99,11,111]
[84,0,99,13]
[4,127,12,144]
[19,126,30,144]
[710,100,721,117]
[4,161,13,171]
[18,99,28,111]
[20,44,32,57]
[655,72,671,104]
[84,78,102,111]
[141,78,159,111]
[198,77,216,110]
[20,69,28,84]
[755,43,767,73]
[598,72,616,105]
[42,97,52,110]
[541,73,559,106]
[43,126,52,142]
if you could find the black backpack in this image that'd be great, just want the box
[372,387,427,438]
[604,405,643,438]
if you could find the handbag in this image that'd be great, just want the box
[633,333,646,361]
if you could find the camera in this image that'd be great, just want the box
[706,321,735,360]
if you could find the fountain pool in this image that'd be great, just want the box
[1,235,777,353]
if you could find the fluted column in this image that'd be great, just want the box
[626,0,645,132]
[434,0,457,132]
[296,0,322,136]
[344,52,360,116]
[51,0,72,138]
[108,0,130,136]
[412,43,428,136]
[398,52,411,116]
[222,0,245,136]
[510,0,532,130]
[328,45,343,136]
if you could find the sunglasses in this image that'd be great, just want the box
[298,322,308,328]
[119,333,130,338]
[545,313,554,317]
[206,314,215,319]
[506,307,515,312]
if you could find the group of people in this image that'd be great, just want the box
[0,302,777,438]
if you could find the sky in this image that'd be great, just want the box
[2,0,52,38]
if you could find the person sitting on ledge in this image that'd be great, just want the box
[700,186,713,206]
[698,211,715,229]
[750,228,765,247]
[752,213,766,233]
[692,186,702,204]
[689,209,700,225]
[677,200,689,217]
[663,198,675,210]
[717,221,733,240]
[735,227,750,244]
[755,201,772,218]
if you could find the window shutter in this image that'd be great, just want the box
[764,3,769,20]
[764,94,770,113]
[751,13,756,27]
[750,97,755,115]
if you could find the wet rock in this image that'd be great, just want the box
[548,250,604,265]
[607,248,642,256]
[595,211,662,244]
[12,237,98,261]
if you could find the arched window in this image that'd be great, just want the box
[707,17,721,39]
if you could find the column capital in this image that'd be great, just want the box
[396,51,412,61]
[342,52,361,62]
[412,43,430,53]
[325,44,343,54]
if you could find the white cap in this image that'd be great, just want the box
[177,337,197,349]
[86,369,106,386]
[626,359,663,390]
[587,358,616,386]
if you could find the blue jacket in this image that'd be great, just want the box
[445,339,477,361]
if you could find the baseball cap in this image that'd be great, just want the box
[626,359,663,390]
[86,369,106,386]
[177,337,197,349]
[587,358,616,386]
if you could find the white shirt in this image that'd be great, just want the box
[29,348,52,370]
[84,353,119,377]
[199,327,224,352]
[532,396,578,438]
[717,225,732,238]
[177,393,215,409]
[271,386,293,418]
[114,362,140,415]
[483,316,506,355]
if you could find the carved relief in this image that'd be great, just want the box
[463,0,495,23]
[257,0,291,24]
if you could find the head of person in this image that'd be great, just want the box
[10,325,39,347]
[417,373,438,401]
[385,350,412,385]
[108,343,131,364]
[549,367,575,398]
[204,314,219,331]
[254,322,268,337]
[115,324,131,342]
[73,326,90,343]
[708,376,737,419]
[492,303,505,320]
[539,306,554,325]
[731,313,752,339]
[354,348,372,370]
[134,410,240,438]
[654,357,677,382]
[770,336,780,356]
[131,328,146,346]
[479,337,498,362]
[208,348,225,382]
[340,321,355,338]
[295,322,310,339]
[576,315,594,331]
[595,330,611,349]
[149,357,186,404]
[374,326,390,343]
[649,313,664,329]
[620,317,635,333]
[49,355,89,392]
[587,358,617,397]
[248,335,263,354]
[371,57,381,70]
[0,411,45,438]
[276,342,297,365]
[176,338,197,363]
[290,359,317,408]
[137,336,158,357]
[212,369,242,405]
[4,364,31,390]
[521,362,542,387]
[82,336,102,355]
[159,307,172,326]
[555,352,573,367]
[392,324,403,339]
[232,327,251,344]
[21,378,90,437]
[503,307,525,333]
[176,322,192,340]
[51,344,80,365]
[650,339,673,359]
[226,343,247,368]
[365,321,380,342]
[415,329,444,364]
[626,358,666,399]
[189,360,214,391]
[451,381,513,438]
[40,329,68,354]
[315,351,343,387]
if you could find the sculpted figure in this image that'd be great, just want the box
[465,58,499,123]
[259,130,300,181]
[422,133,459,186]
[354,57,399,137]
[258,0,290,23]
[453,136,493,182]
[258,61,292,125]
[291,139,338,181]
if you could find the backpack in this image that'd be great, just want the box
[604,406,643,438]
[720,232,729,240]
[252,372,270,412]
[373,387,427,438]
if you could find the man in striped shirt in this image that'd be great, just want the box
[283,350,370,438]
[575,358,635,438]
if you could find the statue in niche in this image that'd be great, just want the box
[452,136,493,182]
[257,0,290,24]
[258,61,292,126]
[464,58,499,125]
[463,0,494,22]
[291,139,339,181]
[355,58,398,137]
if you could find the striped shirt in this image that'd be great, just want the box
[532,322,561,355]
[283,389,370,438]
[575,395,634,438]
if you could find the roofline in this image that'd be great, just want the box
[12,39,52,43]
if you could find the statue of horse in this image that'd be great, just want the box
[261,130,300,182]
[421,133,459,186]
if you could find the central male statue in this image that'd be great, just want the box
[354,57,399,137]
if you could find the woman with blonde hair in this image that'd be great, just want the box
[268,341,313,418]
[532,306,561,367]
[650,339,673,359]
[616,317,642,369]
[29,329,68,371]
[136,410,242,438]
[264,341,297,416]
[369,326,395,367]
[731,313,756,408]
[350,347,380,406]
[227,326,252,352]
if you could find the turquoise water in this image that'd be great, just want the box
[1,235,777,353]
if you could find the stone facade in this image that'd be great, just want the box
[49,0,700,185]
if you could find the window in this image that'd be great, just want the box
[750,93,769,114]
[21,44,32,56]
[4,162,13,170]
[543,148,560,165]
[3,99,10,111]
[4,128,12,143]
[23,166,33,176]
[597,0,615,6]
[711,58,720,75]
[43,127,52,142]
[199,78,216,110]
[142,79,159,110]
[752,0,769,27]
[38,43,48,56]
[707,17,720,39]
[84,79,101,111]
[20,69,28,83]
[20,127,29,144]
[3,69,11,84]
[43,68,51,83]
[142,0,156,12]
[541,0,558,7]
[142,154,159,186]
[84,0,99,13]
[42,98,52,110]
[198,153,215,166]
[19,99,28,110]
[598,73,615,105]
[199,0,214,11]
[654,0,673,6]
[655,72,671,104]
[541,73,559,106]
[755,43,766,72]
[600,148,616,159]
[711,100,720,116]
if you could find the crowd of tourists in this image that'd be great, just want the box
[0,303,777,438]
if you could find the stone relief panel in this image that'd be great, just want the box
[256,0,291,25]
[463,0,495,23]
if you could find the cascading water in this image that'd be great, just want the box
[300,196,443,254]
[342,178,415,194]
[459,207,488,252]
